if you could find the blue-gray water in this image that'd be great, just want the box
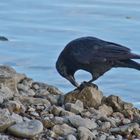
[0,0,140,107]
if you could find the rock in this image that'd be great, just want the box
[0,66,25,94]
[65,85,103,108]
[43,117,55,128]
[52,124,76,136]
[66,115,97,129]
[51,105,75,116]
[0,85,14,104]
[0,36,8,41]
[51,105,64,116]
[103,95,133,112]
[98,104,113,116]
[11,113,23,123]
[66,134,77,140]
[54,117,64,125]
[78,126,95,140]
[46,94,61,105]
[110,123,139,135]
[65,100,84,114]
[4,100,25,113]
[107,135,115,140]
[33,82,63,95]
[0,134,9,140]
[122,118,131,124]
[99,122,111,131]
[97,134,107,140]
[133,128,140,137]
[0,109,14,132]
[116,135,123,140]
[19,96,51,107]
[8,120,43,138]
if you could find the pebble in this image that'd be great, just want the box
[52,123,76,136]
[65,100,84,114]
[8,120,43,138]
[78,126,95,140]
[66,115,98,129]
[66,134,77,140]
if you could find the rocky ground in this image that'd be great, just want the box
[0,65,140,140]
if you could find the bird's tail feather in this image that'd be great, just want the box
[130,53,140,59]
[118,59,140,70]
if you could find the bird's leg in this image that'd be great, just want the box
[66,75,79,87]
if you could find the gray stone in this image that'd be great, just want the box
[100,122,111,131]
[65,100,84,114]
[107,135,115,140]
[19,96,51,107]
[110,123,139,135]
[0,109,14,132]
[8,120,43,138]
[78,126,95,140]
[0,134,9,140]
[64,86,103,108]
[0,85,14,104]
[52,123,76,136]
[11,113,23,123]
[66,115,97,129]
[66,134,77,140]
[98,134,107,140]
[54,117,64,125]
[116,135,123,140]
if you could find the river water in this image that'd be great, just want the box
[0,0,140,107]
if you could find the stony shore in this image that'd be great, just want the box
[0,65,139,140]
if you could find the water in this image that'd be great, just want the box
[0,0,140,107]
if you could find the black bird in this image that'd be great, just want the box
[56,37,140,87]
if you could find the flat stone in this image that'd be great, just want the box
[78,126,95,140]
[52,123,76,136]
[66,115,97,130]
[8,120,43,138]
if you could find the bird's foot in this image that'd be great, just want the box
[78,81,98,90]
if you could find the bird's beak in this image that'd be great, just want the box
[66,75,79,87]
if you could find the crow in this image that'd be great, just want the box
[56,37,140,87]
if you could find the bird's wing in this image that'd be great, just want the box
[72,42,131,64]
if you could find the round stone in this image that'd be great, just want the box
[8,120,43,138]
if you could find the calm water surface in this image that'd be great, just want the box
[0,0,140,107]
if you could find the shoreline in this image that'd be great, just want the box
[0,65,139,140]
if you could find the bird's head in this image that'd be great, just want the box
[56,58,79,87]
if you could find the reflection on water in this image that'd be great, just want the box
[0,0,140,107]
